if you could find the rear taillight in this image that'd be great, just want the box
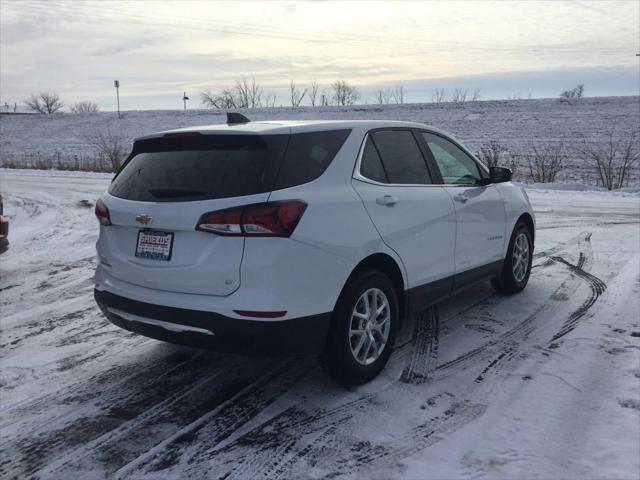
[196,200,306,237]
[95,199,111,226]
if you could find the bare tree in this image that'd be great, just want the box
[517,141,565,183]
[85,130,128,172]
[450,88,468,104]
[470,88,481,102]
[201,78,263,109]
[308,80,320,107]
[559,84,585,102]
[578,131,639,190]
[475,140,507,168]
[392,84,404,104]
[25,91,64,114]
[320,88,331,106]
[331,80,360,106]
[201,88,218,108]
[201,88,236,109]
[235,77,263,108]
[373,88,392,105]
[263,92,277,108]
[431,88,446,104]
[70,101,100,113]
[289,79,308,107]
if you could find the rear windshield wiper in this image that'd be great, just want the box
[148,188,206,199]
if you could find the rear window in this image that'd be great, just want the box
[109,130,350,202]
[109,135,288,202]
[275,129,351,189]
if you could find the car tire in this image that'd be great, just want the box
[491,222,533,294]
[318,270,399,385]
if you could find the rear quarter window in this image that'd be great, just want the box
[275,129,351,189]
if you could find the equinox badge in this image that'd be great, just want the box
[135,214,153,225]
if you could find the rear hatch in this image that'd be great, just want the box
[99,132,288,296]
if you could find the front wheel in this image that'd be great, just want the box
[492,223,533,294]
[318,271,398,385]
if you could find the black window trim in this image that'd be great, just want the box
[353,127,440,187]
[416,129,490,186]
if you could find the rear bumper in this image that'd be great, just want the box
[94,289,331,355]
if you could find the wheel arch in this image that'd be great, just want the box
[516,212,535,246]
[336,252,407,327]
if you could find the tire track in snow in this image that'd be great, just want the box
[113,360,312,479]
[327,401,488,478]
[533,231,592,260]
[29,360,290,479]
[437,231,594,375]
[548,255,607,343]
[1,347,206,422]
[205,394,378,480]
[436,252,597,387]
[399,306,439,384]
[3,352,245,478]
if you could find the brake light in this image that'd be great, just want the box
[196,200,306,237]
[95,199,111,226]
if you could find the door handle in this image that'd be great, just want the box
[453,194,469,203]
[376,195,398,206]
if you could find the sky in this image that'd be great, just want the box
[1,0,638,111]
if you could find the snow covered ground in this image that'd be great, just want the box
[1,96,639,184]
[0,169,639,479]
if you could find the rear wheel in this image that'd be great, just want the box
[492,222,533,294]
[319,270,398,385]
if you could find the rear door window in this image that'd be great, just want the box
[109,135,287,202]
[369,130,432,184]
[275,129,351,189]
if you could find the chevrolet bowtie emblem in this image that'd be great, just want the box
[135,214,153,225]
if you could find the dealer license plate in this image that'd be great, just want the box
[135,230,174,261]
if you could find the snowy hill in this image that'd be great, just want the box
[0,96,638,184]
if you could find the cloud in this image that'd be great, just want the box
[89,38,159,57]
[1,0,637,110]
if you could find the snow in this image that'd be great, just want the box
[0,170,639,479]
[1,96,639,184]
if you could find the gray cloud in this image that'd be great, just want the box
[1,0,637,110]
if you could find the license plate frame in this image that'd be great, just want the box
[135,230,174,261]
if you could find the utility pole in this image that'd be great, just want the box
[114,80,121,119]
[182,91,189,112]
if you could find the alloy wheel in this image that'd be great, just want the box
[512,232,530,283]
[349,288,391,365]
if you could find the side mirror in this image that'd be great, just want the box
[488,166,512,184]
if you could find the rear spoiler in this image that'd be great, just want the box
[227,112,250,124]
[112,113,253,181]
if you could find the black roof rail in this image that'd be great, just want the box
[227,112,251,124]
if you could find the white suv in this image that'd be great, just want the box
[94,114,534,384]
